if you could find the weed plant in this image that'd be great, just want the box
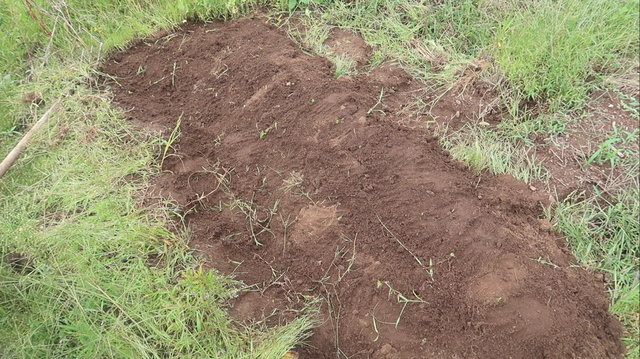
[551,184,640,357]
[494,0,639,110]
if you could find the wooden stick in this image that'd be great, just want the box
[0,98,62,179]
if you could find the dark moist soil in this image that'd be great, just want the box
[102,17,625,358]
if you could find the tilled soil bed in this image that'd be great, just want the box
[102,17,625,358]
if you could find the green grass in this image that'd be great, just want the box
[495,0,639,110]
[550,185,640,357]
[288,0,491,83]
[436,122,548,184]
[1,0,315,358]
[295,0,638,110]
[0,61,314,358]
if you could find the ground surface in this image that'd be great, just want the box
[103,17,626,358]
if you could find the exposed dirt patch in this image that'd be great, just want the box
[409,74,639,199]
[324,28,371,68]
[400,60,503,130]
[535,90,639,198]
[102,17,625,358]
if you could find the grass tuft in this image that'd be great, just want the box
[550,184,640,356]
[495,0,640,110]
[437,122,547,184]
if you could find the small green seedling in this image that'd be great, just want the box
[532,256,559,269]
[367,88,385,115]
[159,113,182,169]
[171,61,178,87]
[585,127,639,167]
[257,122,278,139]
[334,68,347,78]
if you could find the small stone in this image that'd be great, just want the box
[377,343,396,357]
[539,219,553,232]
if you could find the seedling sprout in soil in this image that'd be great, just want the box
[159,113,182,169]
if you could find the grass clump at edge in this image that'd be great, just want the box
[494,0,640,110]
[550,184,640,357]
[1,0,315,358]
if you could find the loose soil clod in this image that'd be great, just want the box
[103,18,625,358]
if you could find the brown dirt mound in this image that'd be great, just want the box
[102,17,625,358]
